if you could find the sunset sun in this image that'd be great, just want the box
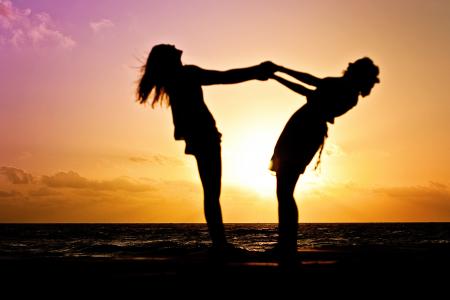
[224,133,275,196]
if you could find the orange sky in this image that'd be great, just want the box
[0,0,449,222]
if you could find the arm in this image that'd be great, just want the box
[278,66,321,87]
[192,62,275,86]
[271,74,314,97]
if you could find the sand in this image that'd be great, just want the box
[1,246,448,296]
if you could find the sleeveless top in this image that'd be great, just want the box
[169,65,220,142]
[307,77,359,124]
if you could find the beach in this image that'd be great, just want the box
[1,223,449,296]
[1,245,449,296]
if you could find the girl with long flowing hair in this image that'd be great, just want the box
[137,44,273,253]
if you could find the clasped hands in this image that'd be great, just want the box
[257,61,280,81]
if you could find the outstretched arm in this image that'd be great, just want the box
[277,66,321,87]
[271,74,314,97]
[193,62,275,85]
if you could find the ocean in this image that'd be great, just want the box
[1,223,449,259]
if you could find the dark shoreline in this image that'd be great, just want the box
[2,222,450,224]
[2,223,449,295]
[1,245,449,295]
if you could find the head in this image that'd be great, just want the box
[136,44,183,107]
[344,57,380,97]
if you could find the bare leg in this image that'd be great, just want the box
[276,167,302,261]
[195,146,227,247]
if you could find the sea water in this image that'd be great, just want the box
[0,223,449,258]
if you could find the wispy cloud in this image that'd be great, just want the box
[324,142,346,157]
[0,189,21,198]
[129,154,183,166]
[0,0,15,21]
[0,166,154,193]
[28,187,60,197]
[90,18,114,34]
[0,0,75,49]
[0,166,33,184]
[129,156,148,163]
[371,183,450,219]
[374,183,449,201]
[1,165,450,222]
[41,171,152,192]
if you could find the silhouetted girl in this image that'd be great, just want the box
[269,58,380,263]
[136,44,272,252]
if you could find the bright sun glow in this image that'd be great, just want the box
[225,133,275,197]
[223,132,324,197]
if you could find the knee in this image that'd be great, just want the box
[203,183,221,199]
[276,186,294,201]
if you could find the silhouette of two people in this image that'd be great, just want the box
[137,44,380,264]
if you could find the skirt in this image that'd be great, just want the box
[184,129,222,156]
[270,105,328,174]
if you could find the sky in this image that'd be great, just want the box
[0,0,449,222]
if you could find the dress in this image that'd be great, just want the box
[270,77,358,173]
[270,104,327,173]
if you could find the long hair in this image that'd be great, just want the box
[136,44,181,107]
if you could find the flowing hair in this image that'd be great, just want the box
[136,44,180,107]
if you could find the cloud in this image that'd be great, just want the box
[151,154,183,166]
[429,181,447,189]
[90,18,114,33]
[1,164,450,222]
[0,0,14,20]
[374,183,449,201]
[28,187,60,197]
[324,142,346,157]
[0,166,33,184]
[129,154,183,166]
[0,1,75,49]
[372,183,450,218]
[0,190,20,198]
[41,171,88,189]
[129,157,148,163]
[41,171,153,192]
